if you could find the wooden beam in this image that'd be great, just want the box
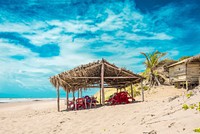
[104,62,139,78]
[66,90,69,110]
[186,81,189,90]
[84,98,87,109]
[78,89,80,98]
[79,85,125,88]
[100,84,102,105]
[130,84,134,102]
[72,91,75,102]
[72,91,77,110]
[57,86,60,112]
[101,62,105,105]
[69,77,100,79]
[105,77,138,79]
[83,63,101,70]
[185,63,189,90]
[74,100,77,111]
[141,80,144,102]
[57,76,72,87]
[199,76,200,86]
[80,88,83,98]
[62,77,138,79]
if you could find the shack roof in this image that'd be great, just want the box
[168,54,200,68]
[50,59,143,92]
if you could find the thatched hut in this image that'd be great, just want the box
[168,54,200,89]
[50,59,144,111]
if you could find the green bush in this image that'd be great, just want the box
[183,102,200,112]
[186,92,193,99]
[127,85,141,97]
[182,104,189,110]
[194,128,200,133]
[143,86,149,91]
[134,89,141,97]
[196,102,200,112]
[190,104,195,109]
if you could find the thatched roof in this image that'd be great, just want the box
[156,59,177,68]
[168,54,200,67]
[50,59,143,92]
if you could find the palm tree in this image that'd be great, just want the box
[141,51,166,88]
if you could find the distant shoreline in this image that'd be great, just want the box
[0,98,68,103]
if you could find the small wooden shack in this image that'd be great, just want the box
[50,59,144,111]
[168,55,200,89]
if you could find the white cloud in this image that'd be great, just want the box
[24,27,63,46]
[0,1,186,94]
[0,39,37,58]
[153,33,173,40]
[0,23,31,33]
[0,35,97,91]
[97,10,124,31]
[167,50,179,58]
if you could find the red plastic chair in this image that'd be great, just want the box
[84,96,91,108]
[119,91,130,104]
[68,100,75,110]
[119,91,135,104]
[106,93,120,105]
[75,98,86,110]
[91,96,98,108]
[106,91,135,105]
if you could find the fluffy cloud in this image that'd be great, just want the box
[0,0,199,97]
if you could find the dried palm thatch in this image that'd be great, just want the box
[50,59,143,92]
[168,54,200,67]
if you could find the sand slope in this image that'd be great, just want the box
[0,86,200,134]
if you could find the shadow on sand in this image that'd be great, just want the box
[61,100,142,112]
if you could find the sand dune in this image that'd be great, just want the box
[0,86,199,134]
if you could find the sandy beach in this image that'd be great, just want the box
[1,0,200,134]
[0,86,200,134]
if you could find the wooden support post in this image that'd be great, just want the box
[75,100,77,110]
[72,91,75,102]
[101,61,105,105]
[84,98,87,109]
[117,88,118,93]
[130,84,134,102]
[100,84,102,105]
[78,89,80,98]
[141,80,144,102]
[185,63,188,90]
[57,86,60,112]
[66,90,69,110]
[80,88,83,98]
[199,76,200,85]
[186,81,189,90]
[72,91,76,110]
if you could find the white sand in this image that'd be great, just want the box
[0,86,200,134]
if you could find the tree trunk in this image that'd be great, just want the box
[154,74,161,86]
[148,70,161,89]
[148,73,153,90]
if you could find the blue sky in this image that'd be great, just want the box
[0,0,200,98]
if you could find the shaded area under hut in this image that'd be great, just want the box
[50,59,144,112]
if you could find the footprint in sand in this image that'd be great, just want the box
[143,130,157,134]
[60,121,65,124]
[1,117,6,120]
[168,122,175,128]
